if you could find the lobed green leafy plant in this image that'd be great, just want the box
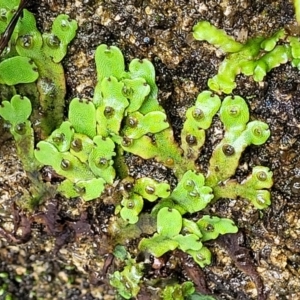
[0,0,77,206]
[0,2,278,299]
[0,42,273,297]
[161,281,195,300]
[110,245,216,299]
[0,0,77,137]
[193,20,300,94]
[32,44,171,203]
[109,246,144,299]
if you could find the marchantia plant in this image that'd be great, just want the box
[0,0,77,205]
[193,19,300,94]
[3,0,297,298]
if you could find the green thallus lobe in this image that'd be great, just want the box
[193,21,300,94]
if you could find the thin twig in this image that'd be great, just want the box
[0,0,30,55]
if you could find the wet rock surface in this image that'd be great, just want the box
[1,0,300,299]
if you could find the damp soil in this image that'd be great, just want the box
[1,0,300,299]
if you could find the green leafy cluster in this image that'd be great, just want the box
[0,0,77,206]
[139,207,214,268]
[32,44,170,201]
[109,245,216,299]
[0,42,273,265]
[110,246,144,299]
[161,281,195,300]
[0,4,277,299]
[34,45,272,296]
[193,20,300,93]
[0,0,77,137]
